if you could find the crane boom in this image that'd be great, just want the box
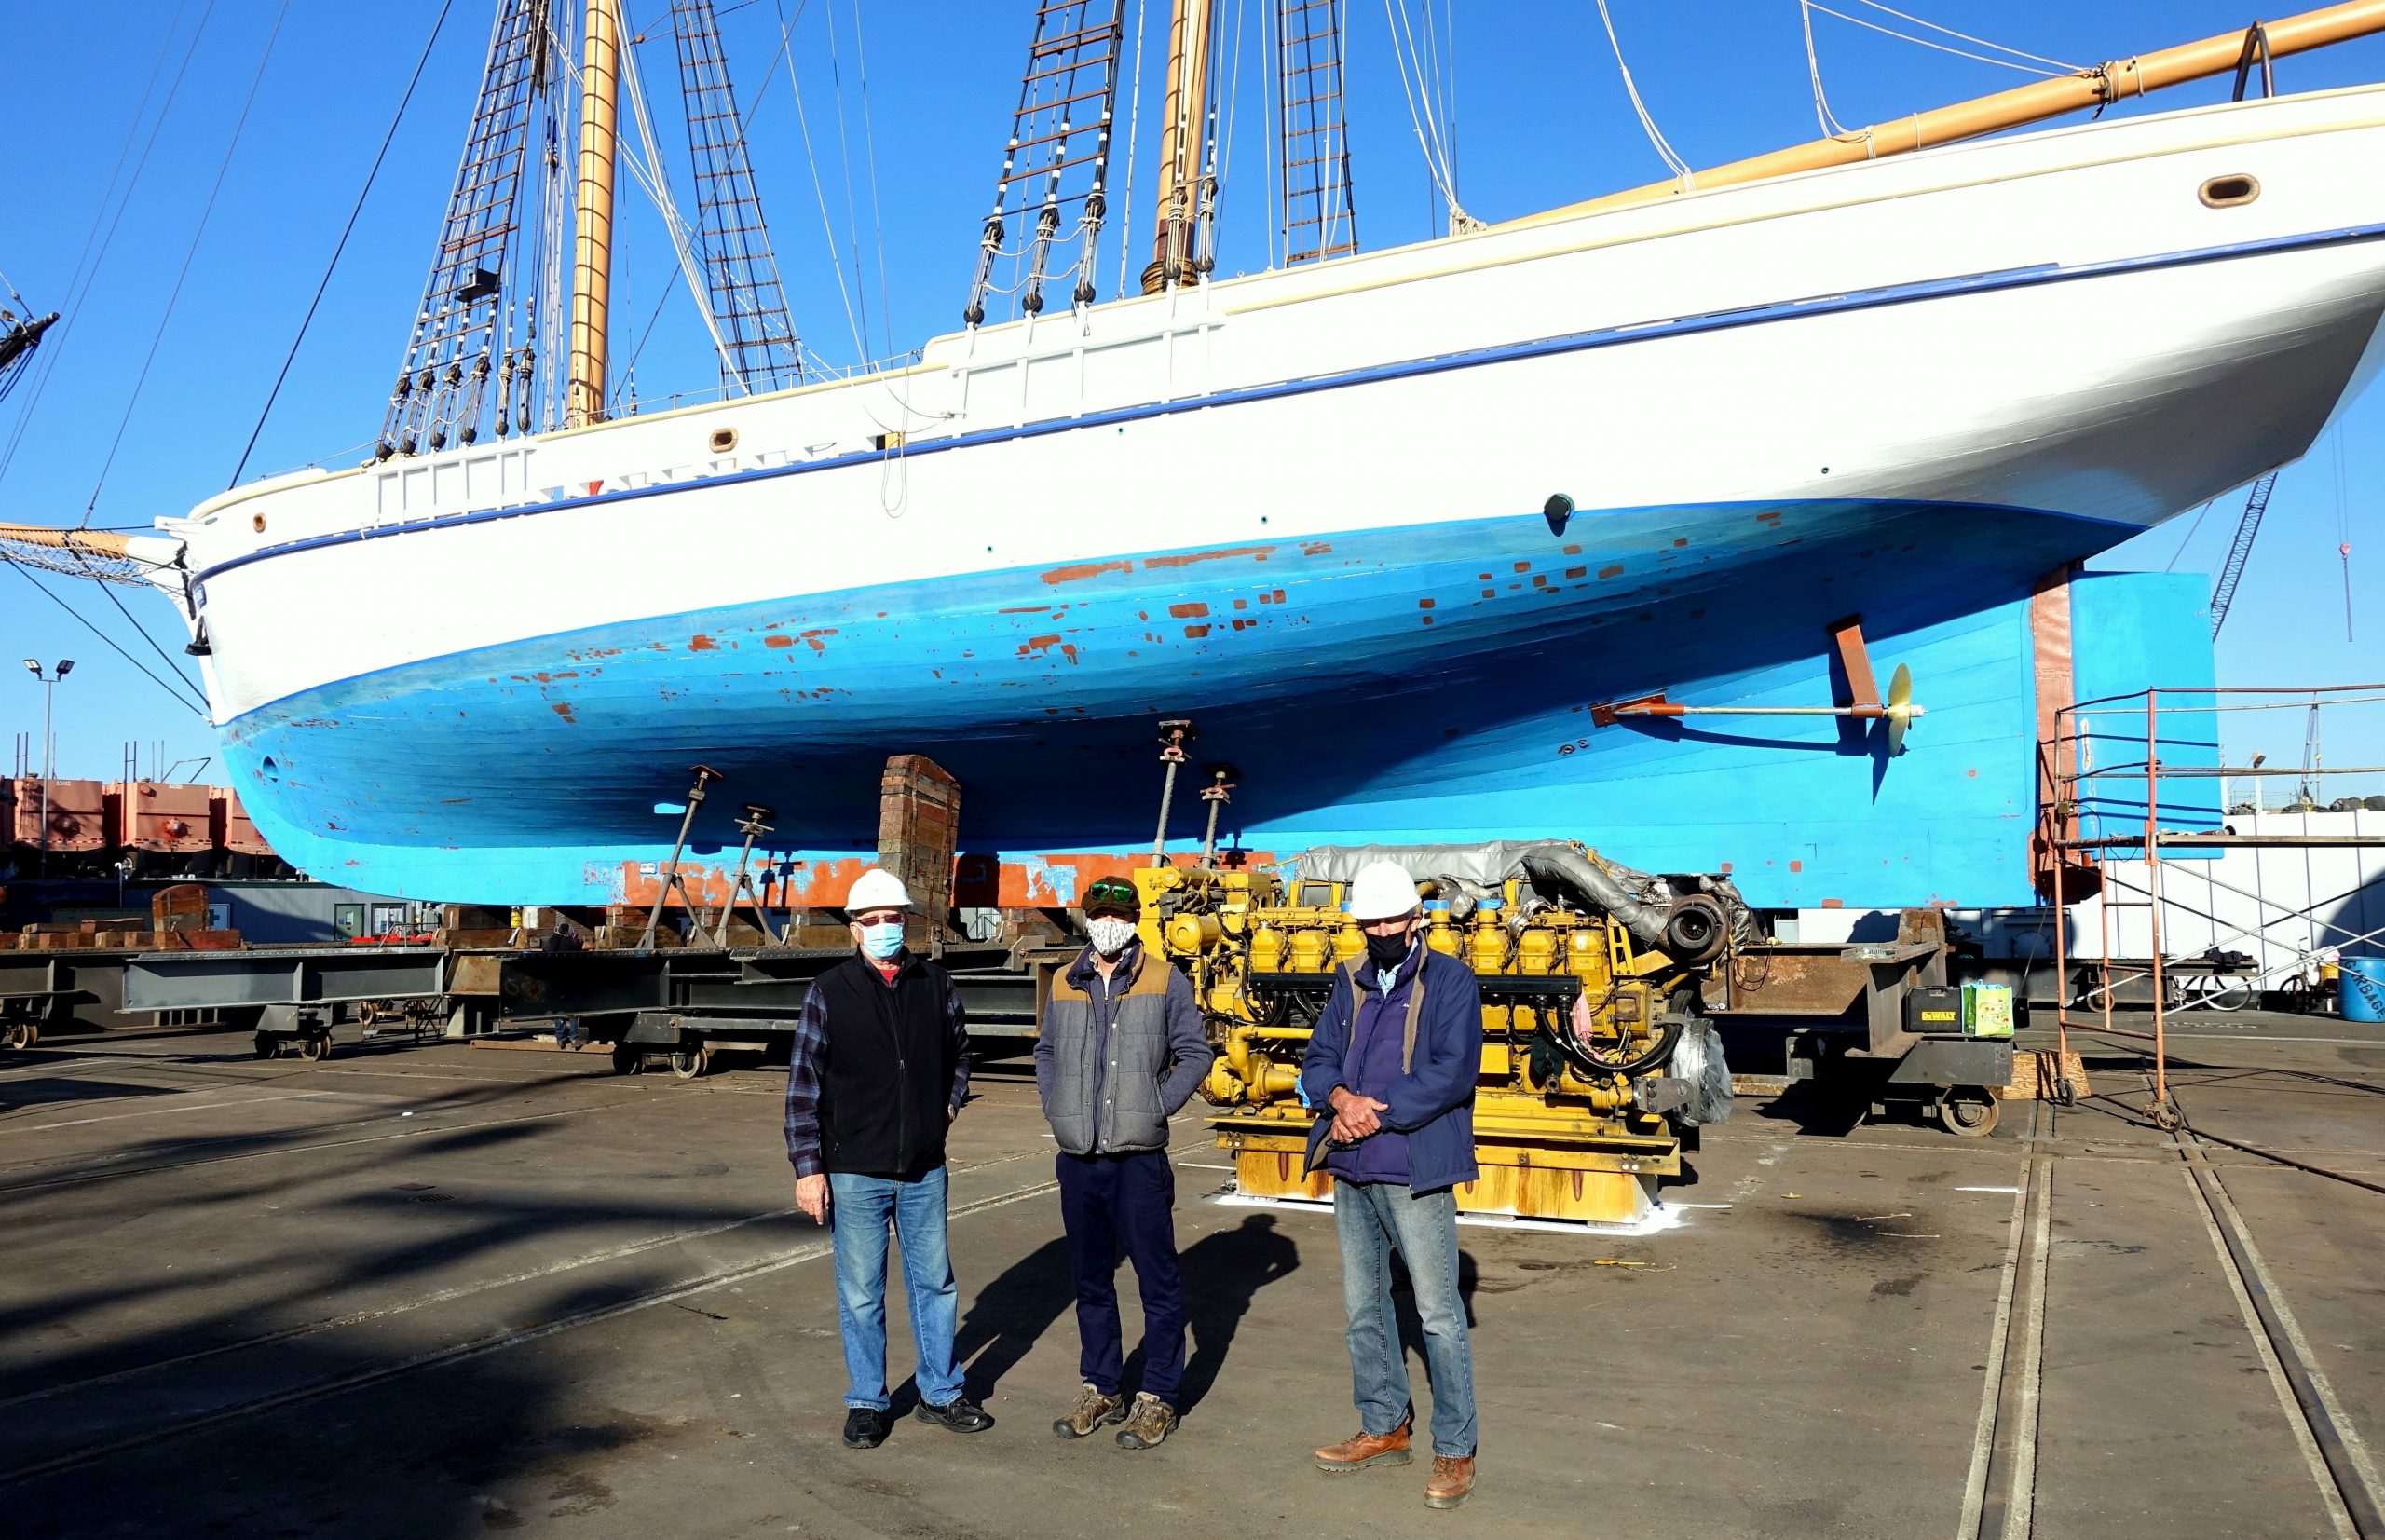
[2209,470,2279,638]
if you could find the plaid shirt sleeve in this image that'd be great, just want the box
[784,983,831,1177]
[947,972,972,1112]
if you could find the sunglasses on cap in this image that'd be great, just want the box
[1083,876,1140,915]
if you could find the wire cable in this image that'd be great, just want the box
[81,0,293,527]
[771,0,867,363]
[1591,0,1692,187]
[0,0,213,489]
[1804,2,2071,78]
[5,565,208,717]
[67,545,208,701]
[227,0,457,488]
[1835,0,2080,74]
[1799,0,1852,137]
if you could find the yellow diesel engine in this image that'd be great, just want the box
[1124,847,1739,1227]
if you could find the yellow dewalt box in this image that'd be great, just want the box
[1905,985,1961,1035]
[1963,982,2014,1040]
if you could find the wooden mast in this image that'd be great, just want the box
[1502,0,2385,231]
[1142,0,1214,293]
[566,0,623,427]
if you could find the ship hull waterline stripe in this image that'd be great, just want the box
[186,219,2385,590]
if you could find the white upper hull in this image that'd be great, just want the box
[165,85,2385,724]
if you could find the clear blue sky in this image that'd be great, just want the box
[3,0,2380,791]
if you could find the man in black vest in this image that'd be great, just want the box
[1035,874,1211,1451]
[785,867,993,1449]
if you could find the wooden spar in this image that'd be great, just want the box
[0,525,139,560]
[566,0,623,427]
[1143,0,1215,293]
[1502,0,2385,231]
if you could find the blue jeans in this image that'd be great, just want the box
[1056,1151,1185,1402]
[1334,1180,1477,1457]
[829,1167,964,1411]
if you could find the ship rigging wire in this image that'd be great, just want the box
[607,13,744,394]
[1382,0,1468,222]
[0,0,209,491]
[4,565,207,718]
[839,0,896,365]
[1116,0,1150,299]
[228,0,458,488]
[1799,1,1853,136]
[1589,0,1692,191]
[771,0,869,365]
[78,0,291,529]
[68,546,209,702]
[1802,1,2080,79]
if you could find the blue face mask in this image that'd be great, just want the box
[860,920,905,961]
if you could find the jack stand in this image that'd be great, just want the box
[1150,719,1194,867]
[640,764,722,953]
[1198,763,1236,864]
[708,803,780,948]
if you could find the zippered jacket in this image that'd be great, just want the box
[1297,947,1482,1194]
[1035,940,1210,1154]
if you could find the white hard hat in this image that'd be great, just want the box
[846,868,914,912]
[1348,860,1422,922]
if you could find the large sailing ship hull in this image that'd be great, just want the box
[161,88,2385,906]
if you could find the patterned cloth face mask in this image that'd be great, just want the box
[1086,917,1138,957]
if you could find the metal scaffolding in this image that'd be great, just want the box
[2042,683,2385,1123]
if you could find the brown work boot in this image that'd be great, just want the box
[1424,1454,1475,1509]
[1052,1382,1127,1439]
[1115,1392,1179,1451]
[1315,1415,1412,1472]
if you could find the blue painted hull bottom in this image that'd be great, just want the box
[220,498,2215,908]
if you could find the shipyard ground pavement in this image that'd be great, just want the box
[1,1015,2381,1537]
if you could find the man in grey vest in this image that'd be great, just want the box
[1034,873,1211,1450]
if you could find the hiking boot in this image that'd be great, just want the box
[1424,1454,1475,1508]
[841,1407,890,1449]
[914,1395,994,1434]
[1315,1415,1412,1472]
[1114,1393,1179,1451]
[1053,1383,1127,1440]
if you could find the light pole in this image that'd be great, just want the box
[22,658,73,877]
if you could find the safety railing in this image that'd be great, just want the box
[2041,684,2385,1123]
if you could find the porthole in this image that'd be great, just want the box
[252,512,267,533]
[2199,173,2260,209]
[708,426,739,453]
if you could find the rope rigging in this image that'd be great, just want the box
[1589,0,1691,192]
[228,0,459,487]
[4,564,208,718]
[79,0,291,528]
[0,0,212,491]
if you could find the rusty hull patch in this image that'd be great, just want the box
[1145,544,1277,569]
[1041,559,1134,585]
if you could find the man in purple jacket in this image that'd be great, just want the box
[1299,860,1484,1510]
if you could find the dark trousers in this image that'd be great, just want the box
[1056,1149,1185,1403]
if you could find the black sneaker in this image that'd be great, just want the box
[842,1407,891,1449]
[914,1395,994,1434]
